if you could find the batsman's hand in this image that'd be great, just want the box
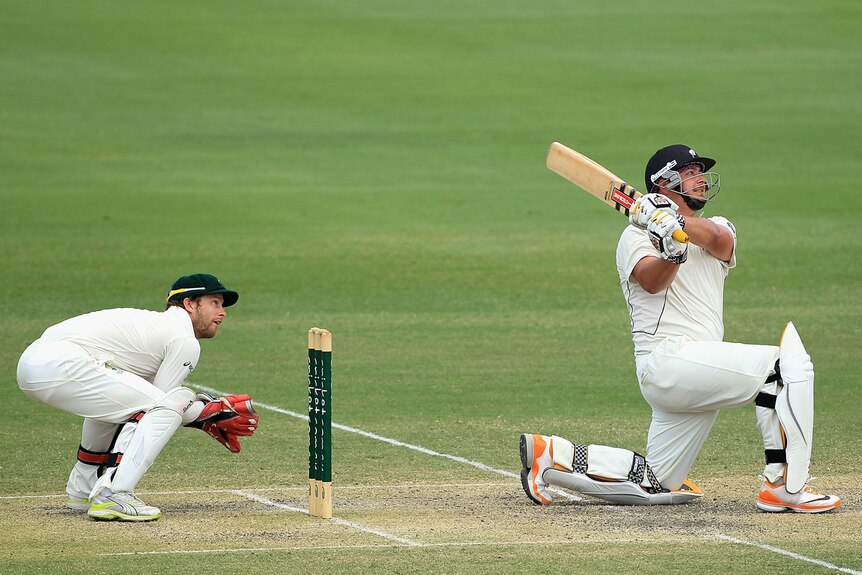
[630,193,679,229]
[647,209,688,264]
[188,393,258,453]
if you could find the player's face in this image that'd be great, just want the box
[188,294,227,339]
[679,164,707,199]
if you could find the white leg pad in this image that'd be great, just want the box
[90,387,194,497]
[755,380,786,484]
[544,469,703,505]
[777,322,814,493]
[551,436,575,471]
[586,445,642,482]
[542,440,703,505]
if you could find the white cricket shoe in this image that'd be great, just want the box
[64,496,90,511]
[756,477,841,514]
[87,489,161,521]
[519,434,553,505]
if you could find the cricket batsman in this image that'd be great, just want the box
[17,273,259,521]
[520,145,841,513]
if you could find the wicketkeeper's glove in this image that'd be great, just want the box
[188,393,259,453]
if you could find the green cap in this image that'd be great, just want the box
[167,274,239,307]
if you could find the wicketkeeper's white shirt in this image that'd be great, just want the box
[38,306,200,391]
[615,216,738,357]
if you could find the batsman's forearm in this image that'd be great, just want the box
[679,216,734,262]
[631,256,680,294]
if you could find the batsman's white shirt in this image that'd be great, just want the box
[613,216,780,490]
[616,216,737,357]
[37,306,199,392]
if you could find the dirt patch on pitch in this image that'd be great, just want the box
[2,477,858,561]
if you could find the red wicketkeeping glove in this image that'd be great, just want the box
[188,394,258,453]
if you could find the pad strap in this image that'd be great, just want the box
[574,444,588,474]
[765,449,787,464]
[76,412,145,470]
[76,446,109,466]
[765,360,782,384]
[76,447,126,468]
[755,392,777,409]
[757,361,783,408]
[629,453,667,493]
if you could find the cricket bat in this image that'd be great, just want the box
[546,142,689,243]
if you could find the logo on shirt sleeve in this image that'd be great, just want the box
[183,361,195,373]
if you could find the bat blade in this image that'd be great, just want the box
[546,142,689,243]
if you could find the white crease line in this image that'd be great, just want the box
[710,533,862,575]
[102,540,593,556]
[193,384,580,502]
[232,491,420,546]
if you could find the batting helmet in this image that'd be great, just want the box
[644,145,716,192]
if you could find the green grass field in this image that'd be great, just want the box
[1,1,860,573]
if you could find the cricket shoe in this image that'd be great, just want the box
[64,496,90,511]
[519,434,553,505]
[88,489,161,521]
[756,477,841,514]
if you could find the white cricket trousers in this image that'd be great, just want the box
[17,340,164,421]
[635,336,780,490]
[17,339,166,498]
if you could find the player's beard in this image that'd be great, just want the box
[191,308,219,339]
[682,195,707,211]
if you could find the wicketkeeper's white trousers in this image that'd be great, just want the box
[17,340,165,421]
[635,336,780,490]
[17,339,167,498]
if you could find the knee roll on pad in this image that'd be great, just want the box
[157,386,196,415]
[152,386,198,425]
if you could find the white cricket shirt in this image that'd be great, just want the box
[38,306,200,391]
[616,216,737,356]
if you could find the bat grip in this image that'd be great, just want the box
[672,229,690,244]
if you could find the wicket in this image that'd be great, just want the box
[307,327,332,519]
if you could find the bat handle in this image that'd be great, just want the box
[672,229,690,244]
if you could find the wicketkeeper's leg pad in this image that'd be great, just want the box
[90,387,193,497]
[543,436,702,505]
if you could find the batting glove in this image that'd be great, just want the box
[188,393,259,453]
[629,193,679,229]
[647,209,688,264]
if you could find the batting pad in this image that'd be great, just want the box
[544,469,703,505]
[584,445,643,482]
[777,322,814,494]
[550,436,575,471]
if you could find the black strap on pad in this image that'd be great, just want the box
[755,392,777,409]
[574,443,588,474]
[765,449,787,464]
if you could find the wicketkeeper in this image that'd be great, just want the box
[520,144,841,513]
[17,273,259,521]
